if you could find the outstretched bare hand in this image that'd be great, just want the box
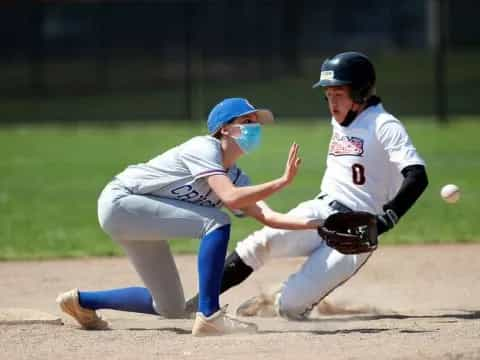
[282,142,302,185]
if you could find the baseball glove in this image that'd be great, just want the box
[317,211,378,255]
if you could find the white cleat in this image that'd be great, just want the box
[56,288,110,330]
[192,307,258,336]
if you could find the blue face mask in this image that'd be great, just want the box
[232,123,262,154]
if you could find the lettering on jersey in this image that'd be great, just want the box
[329,132,364,157]
[170,184,222,207]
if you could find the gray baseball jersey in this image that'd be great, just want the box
[115,135,251,207]
[98,135,250,317]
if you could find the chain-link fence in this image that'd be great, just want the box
[0,0,478,123]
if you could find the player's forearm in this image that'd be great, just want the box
[253,209,320,230]
[263,215,320,230]
[383,164,429,219]
[223,177,288,209]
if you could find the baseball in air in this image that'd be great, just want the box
[440,184,460,204]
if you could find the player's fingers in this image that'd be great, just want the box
[292,159,301,175]
[289,142,299,164]
[286,143,295,165]
[288,142,297,160]
[293,142,299,156]
[285,143,300,182]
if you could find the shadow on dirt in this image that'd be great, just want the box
[115,326,436,336]
[259,327,435,336]
[124,327,191,334]
[318,309,480,323]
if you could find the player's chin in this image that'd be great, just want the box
[332,112,343,123]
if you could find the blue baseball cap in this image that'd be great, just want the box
[207,98,274,134]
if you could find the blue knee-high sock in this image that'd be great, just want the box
[78,286,157,315]
[197,224,230,317]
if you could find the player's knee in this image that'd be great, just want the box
[274,292,310,321]
[152,300,186,319]
[97,202,125,240]
[235,228,272,270]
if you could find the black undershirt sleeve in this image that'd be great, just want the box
[382,164,428,219]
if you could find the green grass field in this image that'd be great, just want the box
[0,118,478,260]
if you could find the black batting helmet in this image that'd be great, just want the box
[312,51,376,104]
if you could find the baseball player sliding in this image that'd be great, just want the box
[56,98,322,336]
[185,52,429,320]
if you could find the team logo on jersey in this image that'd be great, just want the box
[329,132,364,156]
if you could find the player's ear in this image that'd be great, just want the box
[219,126,230,137]
[211,125,228,139]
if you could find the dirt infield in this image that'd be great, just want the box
[1,244,480,360]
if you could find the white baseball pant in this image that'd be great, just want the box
[235,194,372,319]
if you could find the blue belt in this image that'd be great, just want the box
[317,194,352,213]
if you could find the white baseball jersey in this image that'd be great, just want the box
[115,135,250,208]
[320,103,425,214]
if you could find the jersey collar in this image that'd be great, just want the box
[332,96,382,127]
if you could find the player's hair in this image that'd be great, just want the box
[210,116,237,139]
[212,130,223,139]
